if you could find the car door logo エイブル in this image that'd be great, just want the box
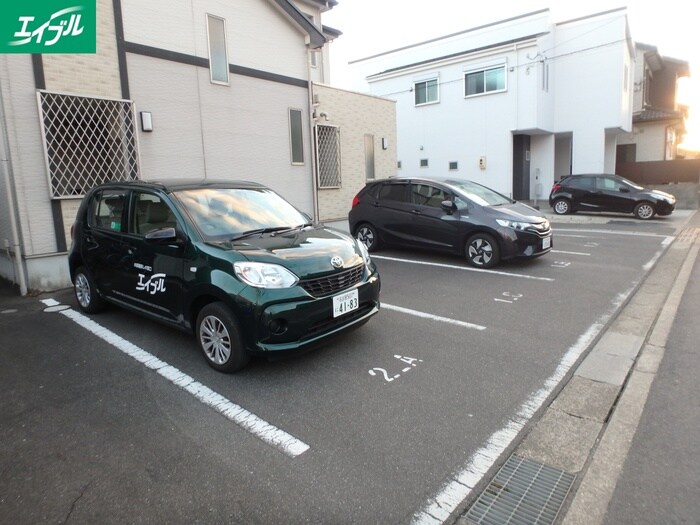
[136,273,166,295]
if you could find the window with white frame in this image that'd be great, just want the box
[464,65,506,97]
[206,14,229,84]
[414,78,438,106]
[289,108,304,164]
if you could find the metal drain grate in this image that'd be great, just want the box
[464,455,575,525]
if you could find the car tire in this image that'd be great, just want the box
[73,267,106,314]
[196,302,250,373]
[552,198,571,215]
[355,223,381,252]
[466,233,500,269]
[634,201,656,220]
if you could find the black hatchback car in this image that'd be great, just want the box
[69,179,380,372]
[349,178,552,268]
[548,174,676,219]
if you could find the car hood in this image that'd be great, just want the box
[485,202,549,224]
[219,226,364,278]
[646,189,676,202]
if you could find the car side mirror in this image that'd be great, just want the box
[145,227,179,243]
[619,187,630,193]
[441,200,457,214]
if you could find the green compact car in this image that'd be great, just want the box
[68,179,381,372]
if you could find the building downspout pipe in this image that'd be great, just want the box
[0,77,28,296]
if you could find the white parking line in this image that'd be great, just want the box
[410,284,637,525]
[382,303,486,331]
[372,255,554,282]
[41,299,309,458]
[552,250,591,256]
[555,228,672,239]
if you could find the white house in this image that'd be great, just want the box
[0,0,396,294]
[349,8,635,201]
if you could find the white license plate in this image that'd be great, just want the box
[542,236,551,250]
[333,289,359,318]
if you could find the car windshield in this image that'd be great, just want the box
[445,180,512,206]
[174,187,309,240]
[616,176,644,190]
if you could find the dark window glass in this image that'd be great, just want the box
[568,177,595,190]
[411,184,447,207]
[378,183,408,202]
[130,192,177,235]
[89,190,127,231]
[289,109,304,164]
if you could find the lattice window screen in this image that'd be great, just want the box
[37,91,140,198]
[316,124,341,188]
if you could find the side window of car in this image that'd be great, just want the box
[89,190,127,232]
[378,183,408,202]
[596,177,617,191]
[130,192,177,235]
[411,184,447,208]
[569,177,594,190]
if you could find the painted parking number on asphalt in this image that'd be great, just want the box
[369,355,423,383]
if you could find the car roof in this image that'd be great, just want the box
[367,176,468,186]
[90,179,268,193]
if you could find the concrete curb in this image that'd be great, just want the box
[560,226,700,525]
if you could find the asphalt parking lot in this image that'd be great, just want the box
[0,212,691,524]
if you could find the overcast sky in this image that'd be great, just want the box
[323,1,699,150]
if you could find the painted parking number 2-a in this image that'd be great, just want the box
[369,354,423,383]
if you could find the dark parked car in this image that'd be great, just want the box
[69,179,380,372]
[349,177,552,268]
[548,174,676,219]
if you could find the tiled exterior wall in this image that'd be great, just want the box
[313,84,396,222]
[42,0,121,99]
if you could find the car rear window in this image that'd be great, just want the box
[378,183,408,202]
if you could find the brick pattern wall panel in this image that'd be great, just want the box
[313,85,396,222]
[43,0,121,98]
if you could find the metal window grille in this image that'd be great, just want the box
[316,124,341,188]
[37,91,140,198]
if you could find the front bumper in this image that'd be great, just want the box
[498,228,553,260]
[249,271,381,352]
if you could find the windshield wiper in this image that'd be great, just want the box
[230,226,302,241]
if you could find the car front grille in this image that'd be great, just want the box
[299,264,365,297]
[527,220,551,237]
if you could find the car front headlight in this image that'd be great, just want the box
[234,262,298,288]
[357,239,372,267]
[496,219,532,231]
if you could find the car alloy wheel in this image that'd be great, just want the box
[553,199,570,215]
[196,302,250,372]
[73,267,105,314]
[466,233,500,269]
[355,223,381,252]
[634,202,655,220]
